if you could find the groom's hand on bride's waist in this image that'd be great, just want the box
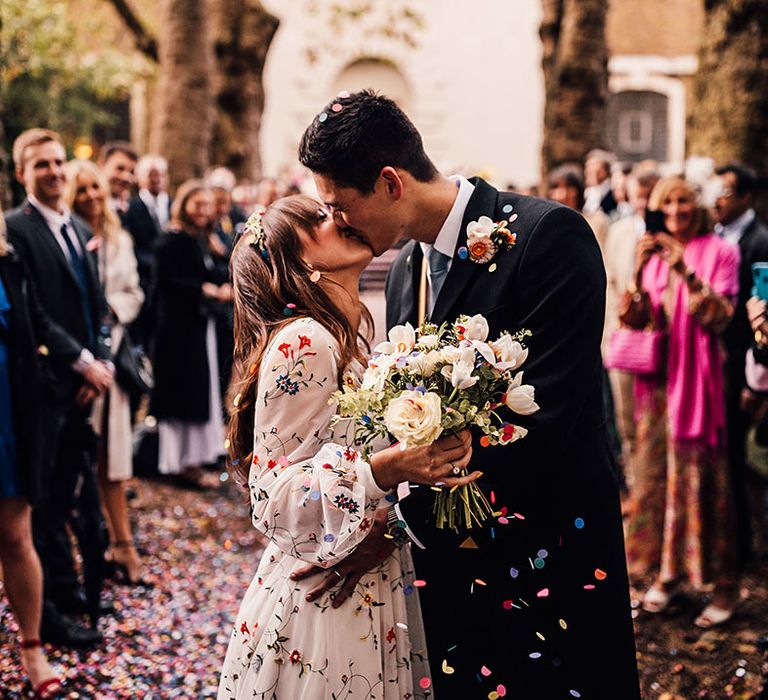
[289,510,395,607]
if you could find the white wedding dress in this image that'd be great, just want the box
[218,317,431,700]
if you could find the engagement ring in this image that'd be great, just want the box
[451,464,460,475]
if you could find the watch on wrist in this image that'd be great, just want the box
[385,506,409,549]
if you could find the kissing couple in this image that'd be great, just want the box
[218,91,640,699]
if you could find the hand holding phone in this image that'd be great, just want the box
[644,209,667,235]
[752,263,768,301]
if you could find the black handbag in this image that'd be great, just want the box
[114,330,153,397]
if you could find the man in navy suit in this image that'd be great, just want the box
[294,91,640,699]
[6,128,114,647]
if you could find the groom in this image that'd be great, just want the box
[296,91,640,698]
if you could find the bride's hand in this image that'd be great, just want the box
[369,429,478,491]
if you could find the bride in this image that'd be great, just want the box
[217,195,477,699]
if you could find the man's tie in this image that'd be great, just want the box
[427,246,451,316]
[61,223,95,347]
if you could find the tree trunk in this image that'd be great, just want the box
[210,0,279,181]
[149,0,213,189]
[688,0,768,214]
[539,0,609,179]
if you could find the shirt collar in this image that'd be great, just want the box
[718,208,756,240]
[420,175,476,259]
[28,193,71,233]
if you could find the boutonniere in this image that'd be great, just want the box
[458,215,518,265]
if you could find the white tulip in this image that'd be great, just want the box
[441,347,479,390]
[461,314,490,342]
[504,373,539,415]
[374,322,416,357]
[490,334,528,371]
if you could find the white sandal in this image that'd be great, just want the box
[642,584,672,613]
[694,589,749,629]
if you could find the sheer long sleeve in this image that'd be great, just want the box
[248,319,391,567]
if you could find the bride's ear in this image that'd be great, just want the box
[379,167,403,200]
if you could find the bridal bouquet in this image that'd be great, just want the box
[334,314,539,530]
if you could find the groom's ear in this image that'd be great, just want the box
[379,167,404,200]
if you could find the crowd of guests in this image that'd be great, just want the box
[0,128,300,697]
[1,125,767,696]
[544,150,768,630]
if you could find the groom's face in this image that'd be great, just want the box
[313,172,403,257]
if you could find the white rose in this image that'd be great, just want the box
[440,345,462,364]
[384,390,444,447]
[417,334,440,350]
[440,346,479,390]
[466,215,495,240]
[490,334,528,371]
[374,322,416,357]
[461,314,489,342]
[504,373,539,415]
[406,350,440,377]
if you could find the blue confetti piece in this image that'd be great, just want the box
[537,549,548,559]
[491,527,495,539]
[529,652,542,659]
[310,491,321,501]
[404,584,414,596]
[385,493,397,503]
[574,517,585,529]
[361,415,371,424]
[318,112,328,122]
[502,204,514,213]
[534,557,545,569]
[457,246,469,260]
[509,567,519,579]
[323,534,335,542]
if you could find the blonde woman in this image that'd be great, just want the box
[65,160,148,585]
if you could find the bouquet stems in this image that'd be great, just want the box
[432,472,493,530]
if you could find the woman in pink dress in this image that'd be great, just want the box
[623,175,743,628]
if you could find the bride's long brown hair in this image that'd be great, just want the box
[227,195,373,486]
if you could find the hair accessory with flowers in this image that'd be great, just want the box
[458,215,517,265]
[244,207,269,260]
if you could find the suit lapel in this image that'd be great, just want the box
[430,178,499,325]
[23,201,82,290]
[395,241,422,326]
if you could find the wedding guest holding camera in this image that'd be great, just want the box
[0,212,69,697]
[66,159,149,586]
[150,180,228,489]
[622,175,743,627]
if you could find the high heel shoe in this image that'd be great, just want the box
[109,541,155,588]
[20,639,64,699]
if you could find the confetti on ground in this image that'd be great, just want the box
[0,477,262,698]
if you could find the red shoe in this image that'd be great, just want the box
[19,639,64,699]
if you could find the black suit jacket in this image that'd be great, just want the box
[385,179,639,699]
[0,249,80,502]
[124,196,170,287]
[724,215,768,368]
[4,200,112,402]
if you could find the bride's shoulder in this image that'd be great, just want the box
[266,317,340,359]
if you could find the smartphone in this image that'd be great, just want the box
[644,209,667,234]
[752,263,768,301]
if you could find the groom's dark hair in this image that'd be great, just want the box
[298,90,438,194]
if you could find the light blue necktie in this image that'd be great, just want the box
[427,246,451,316]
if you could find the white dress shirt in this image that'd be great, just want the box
[27,193,81,260]
[419,175,475,310]
[139,188,171,228]
[715,208,756,246]
[27,194,96,372]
